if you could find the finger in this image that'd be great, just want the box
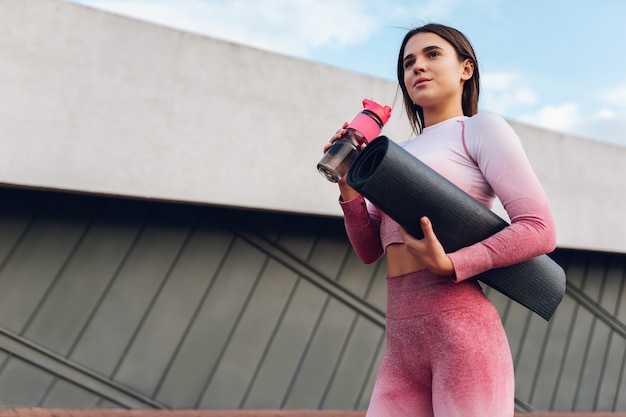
[334,122,349,138]
[420,216,435,241]
[324,122,351,153]
[332,129,347,140]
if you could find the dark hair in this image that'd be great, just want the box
[397,23,480,134]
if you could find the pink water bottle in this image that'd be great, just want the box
[317,99,392,183]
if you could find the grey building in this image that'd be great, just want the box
[1,0,626,412]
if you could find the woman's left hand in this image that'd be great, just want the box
[398,216,455,276]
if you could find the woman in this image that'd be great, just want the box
[325,24,557,416]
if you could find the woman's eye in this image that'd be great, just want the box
[427,51,440,58]
[404,60,415,69]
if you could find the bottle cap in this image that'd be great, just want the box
[362,98,392,125]
[348,99,392,143]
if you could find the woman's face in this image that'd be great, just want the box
[402,32,472,112]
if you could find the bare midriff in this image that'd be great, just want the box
[385,243,426,276]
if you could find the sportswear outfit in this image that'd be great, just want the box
[339,113,557,416]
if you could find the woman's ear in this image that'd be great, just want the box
[461,59,474,81]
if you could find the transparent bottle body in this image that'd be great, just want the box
[317,130,362,183]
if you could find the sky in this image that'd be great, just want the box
[66,0,626,148]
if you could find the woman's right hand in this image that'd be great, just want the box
[324,122,361,200]
[323,122,349,154]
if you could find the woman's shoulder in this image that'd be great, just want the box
[465,111,510,128]
[465,111,518,140]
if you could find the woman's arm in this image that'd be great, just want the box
[448,113,557,281]
[340,191,384,264]
[324,123,384,264]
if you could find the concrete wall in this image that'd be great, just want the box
[1,0,625,254]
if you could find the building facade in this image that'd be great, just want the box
[1,0,625,412]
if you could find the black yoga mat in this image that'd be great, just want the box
[346,136,566,321]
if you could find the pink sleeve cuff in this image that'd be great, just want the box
[448,245,493,282]
[339,195,384,264]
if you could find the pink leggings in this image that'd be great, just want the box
[366,270,514,417]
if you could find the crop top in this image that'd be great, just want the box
[339,112,557,282]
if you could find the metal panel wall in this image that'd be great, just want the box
[0,187,624,412]
[0,187,385,409]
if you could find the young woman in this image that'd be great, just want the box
[325,23,557,416]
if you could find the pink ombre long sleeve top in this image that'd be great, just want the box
[339,112,557,282]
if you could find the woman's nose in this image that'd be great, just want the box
[412,59,425,73]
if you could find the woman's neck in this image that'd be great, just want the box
[422,103,465,128]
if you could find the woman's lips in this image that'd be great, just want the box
[414,77,430,87]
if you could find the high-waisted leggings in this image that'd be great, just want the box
[366,270,514,417]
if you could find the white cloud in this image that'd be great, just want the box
[525,82,626,146]
[562,82,626,146]
[602,83,626,107]
[576,112,626,147]
[518,103,579,132]
[480,71,538,114]
[69,0,380,58]
[593,109,616,121]
[516,103,626,147]
[512,89,538,106]
[482,71,518,90]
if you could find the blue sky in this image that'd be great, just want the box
[67,0,626,148]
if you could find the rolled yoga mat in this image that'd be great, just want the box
[346,136,566,321]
